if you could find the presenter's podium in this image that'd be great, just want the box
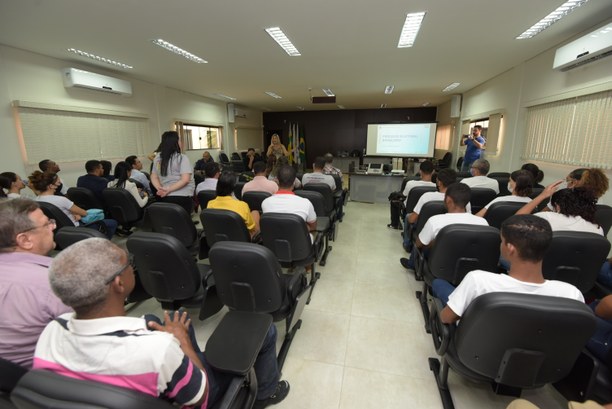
[349,172,404,204]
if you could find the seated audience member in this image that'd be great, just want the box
[108,161,149,208]
[460,159,499,194]
[265,155,277,178]
[521,163,545,189]
[565,168,588,189]
[322,153,343,177]
[588,294,612,364]
[244,148,260,172]
[517,183,603,235]
[400,183,488,270]
[388,160,435,229]
[0,199,71,368]
[598,258,612,288]
[38,159,66,196]
[262,165,317,234]
[30,171,117,239]
[269,156,301,189]
[433,214,584,324]
[0,172,26,199]
[34,238,289,408]
[76,159,109,203]
[302,156,336,191]
[476,169,533,217]
[576,168,609,200]
[207,171,260,239]
[196,162,221,194]
[125,155,152,195]
[194,150,215,172]
[100,160,114,182]
[242,161,279,196]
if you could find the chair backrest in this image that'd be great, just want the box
[0,357,27,394]
[231,160,245,173]
[36,201,75,232]
[126,232,202,302]
[242,191,272,212]
[102,188,143,225]
[260,213,314,266]
[55,226,107,250]
[234,181,246,200]
[488,172,511,196]
[469,188,498,214]
[302,183,334,215]
[437,152,452,168]
[484,201,526,229]
[542,231,611,293]
[209,241,284,313]
[144,202,197,248]
[405,186,437,213]
[219,152,230,165]
[231,152,241,160]
[331,174,342,190]
[11,370,175,409]
[595,204,612,236]
[294,190,326,217]
[200,208,251,246]
[412,201,446,237]
[66,187,104,210]
[426,224,501,285]
[197,190,218,210]
[454,292,596,388]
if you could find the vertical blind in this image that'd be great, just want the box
[522,90,612,169]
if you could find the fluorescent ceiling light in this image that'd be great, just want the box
[151,39,207,63]
[265,91,282,99]
[442,82,460,92]
[322,88,335,97]
[67,48,133,69]
[337,105,346,109]
[516,0,589,39]
[397,12,426,48]
[422,102,430,107]
[384,85,395,94]
[296,106,305,111]
[265,27,301,56]
[214,93,236,101]
[380,103,387,108]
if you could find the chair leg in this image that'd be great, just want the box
[306,267,320,305]
[318,235,332,266]
[416,282,431,333]
[429,357,455,409]
[277,319,302,372]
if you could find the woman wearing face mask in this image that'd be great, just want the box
[476,170,533,218]
[0,172,26,199]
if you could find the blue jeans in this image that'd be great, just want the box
[431,279,456,306]
[597,260,612,288]
[461,159,474,172]
[586,301,612,363]
[402,217,414,251]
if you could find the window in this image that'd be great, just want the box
[522,90,612,169]
[176,122,222,150]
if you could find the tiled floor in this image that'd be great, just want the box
[126,201,569,409]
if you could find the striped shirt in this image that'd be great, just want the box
[34,314,207,408]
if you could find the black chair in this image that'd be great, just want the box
[294,189,332,266]
[468,188,497,214]
[126,232,222,320]
[302,183,339,239]
[404,186,437,214]
[542,231,611,293]
[488,172,511,196]
[429,292,596,408]
[234,181,246,200]
[435,152,452,170]
[242,191,271,213]
[554,349,612,405]
[145,202,205,259]
[0,358,26,408]
[407,200,446,269]
[102,188,144,233]
[219,152,231,169]
[483,201,526,229]
[528,187,548,211]
[209,241,311,371]
[200,208,251,247]
[231,152,241,160]
[231,160,245,173]
[416,224,501,332]
[260,213,320,303]
[595,204,612,236]
[66,187,105,210]
[37,202,105,249]
[197,189,217,211]
[54,226,106,249]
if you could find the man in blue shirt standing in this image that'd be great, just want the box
[461,125,485,172]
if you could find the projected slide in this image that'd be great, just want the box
[366,123,436,158]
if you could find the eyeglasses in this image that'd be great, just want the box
[104,254,136,285]
[21,219,56,233]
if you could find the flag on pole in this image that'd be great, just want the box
[287,125,294,164]
[298,125,306,167]
[293,123,299,164]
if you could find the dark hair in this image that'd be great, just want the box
[277,165,297,189]
[216,171,236,196]
[510,170,533,197]
[265,155,277,176]
[247,148,255,152]
[0,172,18,187]
[472,159,490,175]
[436,168,457,188]
[501,214,552,262]
[579,168,609,199]
[38,159,51,172]
[204,162,220,178]
[551,187,597,223]
[159,131,181,177]
[85,160,101,174]
[324,153,334,164]
[419,160,434,175]
[445,182,471,208]
[100,160,112,177]
[473,125,483,131]
[125,155,138,168]
[0,199,40,252]
[521,163,539,181]
[252,161,267,174]
[313,157,326,170]
[28,171,57,193]
[568,168,587,181]
[536,170,544,184]
[0,175,9,197]
[112,161,131,189]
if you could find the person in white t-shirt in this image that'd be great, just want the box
[388,160,435,230]
[434,214,584,324]
[401,182,488,270]
[476,169,533,218]
[460,159,499,194]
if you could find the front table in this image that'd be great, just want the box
[349,173,404,204]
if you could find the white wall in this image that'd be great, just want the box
[0,45,263,188]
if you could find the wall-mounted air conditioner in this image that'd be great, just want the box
[553,22,612,71]
[62,68,132,96]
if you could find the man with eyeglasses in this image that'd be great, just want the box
[0,199,71,368]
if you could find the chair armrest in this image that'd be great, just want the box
[205,311,272,375]
[285,271,307,301]
[429,297,454,356]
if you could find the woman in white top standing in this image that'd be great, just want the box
[476,170,533,218]
[107,161,148,208]
[150,131,195,214]
[0,172,26,199]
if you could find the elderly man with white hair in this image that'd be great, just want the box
[33,238,289,408]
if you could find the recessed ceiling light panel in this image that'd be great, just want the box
[265,91,283,99]
[322,88,335,97]
[516,0,589,39]
[67,48,133,69]
[151,39,207,63]
[265,27,301,56]
[442,82,461,92]
[397,12,426,48]
[384,85,395,94]
[214,93,236,101]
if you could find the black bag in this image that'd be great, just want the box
[388,191,406,228]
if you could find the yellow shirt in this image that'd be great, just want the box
[206,196,256,232]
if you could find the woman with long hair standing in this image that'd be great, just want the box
[150,131,195,214]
